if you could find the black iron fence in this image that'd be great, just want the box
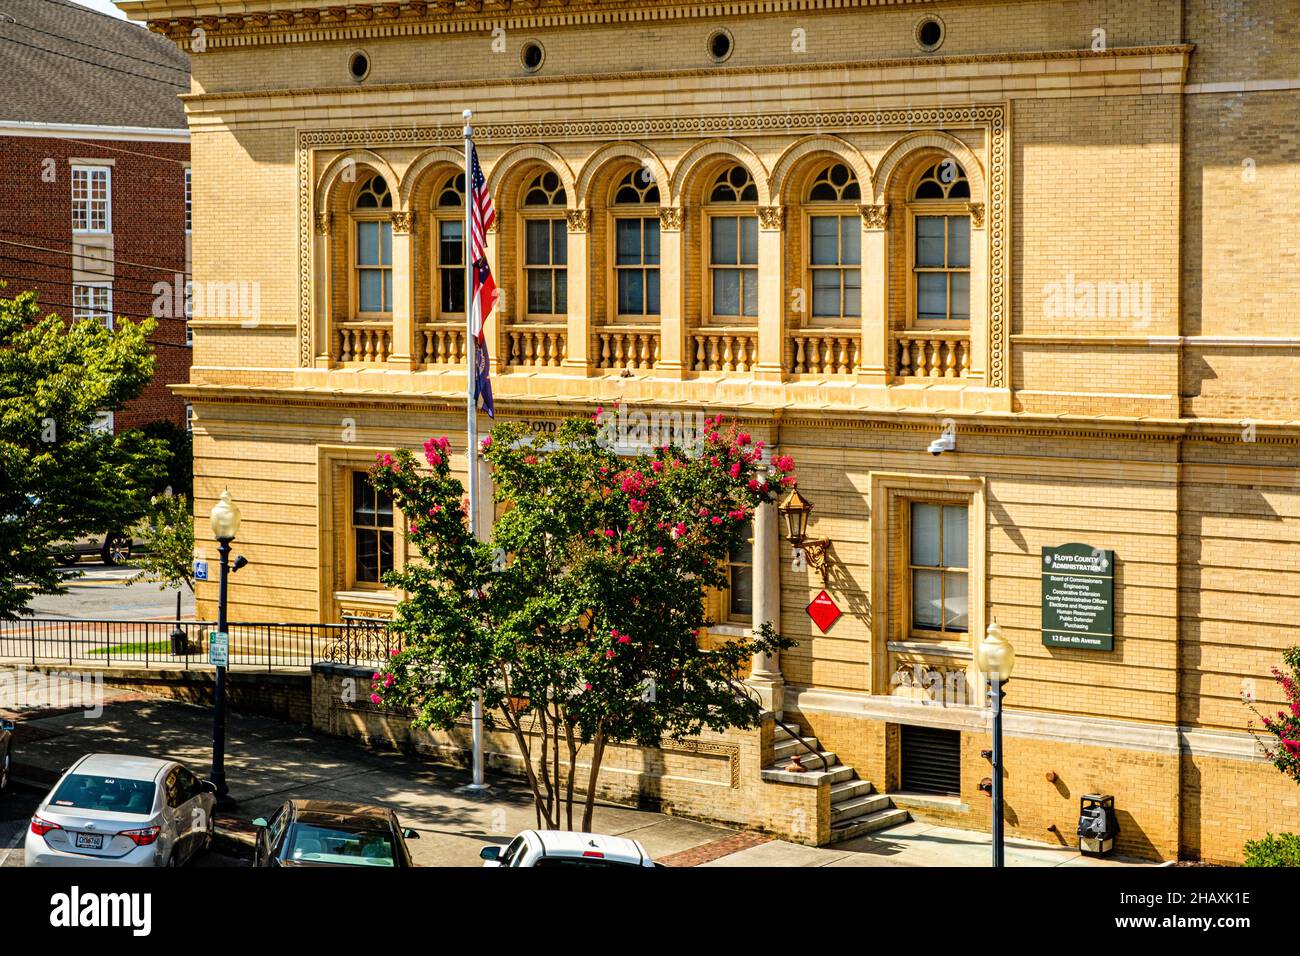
[0,618,400,670]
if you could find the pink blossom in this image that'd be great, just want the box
[480,435,492,450]
[604,529,616,537]
[618,634,631,644]
[711,516,723,525]
[729,462,741,479]
[370,694,382,704]
[584,683,593,691]
[372,672,381,680]
[737,432,751,445]
[673,522,687,537]
[780,475,797,486]
[384,673,395,688]
[629,499,647,514]
[774,455,796,473]
[651,460,664,473]
[606,650,615,659]
[655,546,664,555]
[747,479,760,491]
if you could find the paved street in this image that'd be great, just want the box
[28,562,195,622]
[0,670,1145,868]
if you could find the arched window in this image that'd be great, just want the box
[611,168,660,318]
[431,172,465,319]
[706,165,759,320]
[352,175,393,317]
[805,162,862,322]
[910,160,970,325]
[521,170,567,317]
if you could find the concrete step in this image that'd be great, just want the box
[771,748,838,771]
[760,762,855,786]
[773,722,803,742]
[829,777,875,804]
[828,807,911,843]
[774,736,823,762]
[830,792,893,824]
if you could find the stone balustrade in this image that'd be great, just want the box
[692,328,759,372]
[893,330,971,379]
[334,322,393,363]
[790,331,861,375]
[596,327,660,370]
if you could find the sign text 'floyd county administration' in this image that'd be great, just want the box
[1041,543,1114,651]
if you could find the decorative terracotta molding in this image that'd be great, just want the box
[757,205,785,231]
[658,206,683,232]
[564,208,589,233]
[391,210,415,234]
[314,211,333,235]
[967,201,985,228]
[859,203,889,229]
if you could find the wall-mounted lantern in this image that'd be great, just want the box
[778,487,832,587]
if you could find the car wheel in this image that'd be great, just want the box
[166,849,178,868]
[101,535,130,566]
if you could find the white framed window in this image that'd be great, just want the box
[185,404,194,434]
[805,163,862,324]
[611,169,661,319]
[431,173,466,319]
[352,175,393,317]
[184,281,193,346]
[71,166,111,233]
[184,167,192,233]
[908,501,969,638]
[72,283,112,328]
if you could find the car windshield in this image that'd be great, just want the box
[49,774,156,814]
[285,823,396,866]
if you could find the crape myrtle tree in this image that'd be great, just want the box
[1251,646,1300,785]
[0,289,167,619]
[366,412,797,831]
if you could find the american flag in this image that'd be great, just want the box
[468,143,496,417]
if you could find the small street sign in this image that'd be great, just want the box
[194,560,208,581]
[209,631,229,667]
[806,589,842,633]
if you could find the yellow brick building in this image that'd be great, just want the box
[123,0,1300,862]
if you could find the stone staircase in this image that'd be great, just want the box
[761,721,910,843]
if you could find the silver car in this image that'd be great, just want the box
[25,754,216,867]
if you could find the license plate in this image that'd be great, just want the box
[75,833,103,850]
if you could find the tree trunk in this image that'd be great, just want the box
[580,729,606,832]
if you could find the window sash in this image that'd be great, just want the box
[436,218,465,316]
[184,168,192,233]
[351,473,395,586]
[524,217,567,316]
[355,220,393,315]
[72,284,112,328]
[912,213,971,325]
[908,501,969,636]
[614,216,661,316]
[726,525,754,619]
[71,167,110,232]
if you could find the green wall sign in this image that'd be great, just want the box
[1041,543,1114,651]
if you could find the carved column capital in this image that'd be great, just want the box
[758,205,786,231]
[390,210,415,235]
[314,211,333,236]
[859,204,890,229]
[658,206,683,232]
[967,202,985,228]
[565,208,589,233]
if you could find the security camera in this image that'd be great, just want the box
[928,432,956,456]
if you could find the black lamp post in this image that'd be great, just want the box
[209,489,241,806]
[976,619,1016,867]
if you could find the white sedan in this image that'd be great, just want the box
[25,754,215,867]
[481,829,657,868]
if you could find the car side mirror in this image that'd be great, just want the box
[200,780,218,794]
[251,817,268,828]
[479,846,501,862]
[0,719,14,732]
[402,828,419,840]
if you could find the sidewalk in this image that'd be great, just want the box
[1,670,1149,867]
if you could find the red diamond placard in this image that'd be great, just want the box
[806,590,842,633]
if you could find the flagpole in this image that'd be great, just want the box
[463,108,487,792]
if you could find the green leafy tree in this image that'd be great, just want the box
[367,413,795,830]
[129,492,196,594]
[0,288,167,618]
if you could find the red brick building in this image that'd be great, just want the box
[0,0,190,432]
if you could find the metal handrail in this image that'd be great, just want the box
[728,677,830,773]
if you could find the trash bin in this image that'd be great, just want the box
[170,624,188,656]
[1077,793,1118,857]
